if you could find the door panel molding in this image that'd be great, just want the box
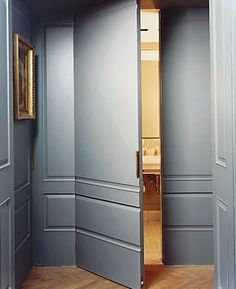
[210,0,235,287]
[76,177,140,192]
[76,195,141,245]
[77,228,141,252]
[76,231,141,289]
[211,0,229,169]
[215,197,229,289]
[75,178,140,207]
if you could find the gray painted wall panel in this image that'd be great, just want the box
[15,185,30,210]
[13,1,32,287]
[42,181,75,193]
[12,0,30,36]
[44,194,75,229]
[14,122,31,190]
[75,179,140,207]
[0,200,11,289]
[76,196,140,245]
[45,26,75,179]
[164,229,213,265]
[77,231,141,289]
[161,8,213,264]
[216,198,229,288]
[32,22,76,265]
[164,194,213,226]
[0,0,9,168]
[0,0,14,287]
[162,12,211,177]
[36,232,76,265]
[75,2,140,186]
[15,238,31,289]
[161,8,209,22]
[15,200,30,250]
[163,177,212,193]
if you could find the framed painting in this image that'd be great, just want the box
[14,34,35,120]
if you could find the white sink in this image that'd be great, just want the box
[143,155,160,164]
[142,155,161,174]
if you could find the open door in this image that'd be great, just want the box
[0,0,14,288]
[74,1,143,289]
[210,0,235,287]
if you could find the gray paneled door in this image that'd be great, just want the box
[74,1,143,289]
[210,0,235,288]
[0,0,14,288]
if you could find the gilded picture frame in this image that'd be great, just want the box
[14,34,35,120]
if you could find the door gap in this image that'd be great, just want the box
[140,8,163,267]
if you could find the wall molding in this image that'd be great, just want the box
[42,23,75,182]
[15,181,30,195]
[15,149,31,193]
[15,199,31,253]
[43,194,75,232]
[76,177,140,193]
[43,177,75,183]
[0,0,11,171]
[0,197,10,208]
[163,175,212,181]
[76,228,141,252]
[163,175,212,194]
[216,197,229,289]
[210,0,230,169]
[75,177,140,207]
[164,226,213,232]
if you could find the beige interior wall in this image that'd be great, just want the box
[141,60,160,138]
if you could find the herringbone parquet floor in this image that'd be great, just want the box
[21,265,214,289]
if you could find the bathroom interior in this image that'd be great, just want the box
[141,9,162,265]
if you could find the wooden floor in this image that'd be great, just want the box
[21,265,214,289]
[144,220,162,264]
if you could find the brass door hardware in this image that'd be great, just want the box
[136,151,140,178]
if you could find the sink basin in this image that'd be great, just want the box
[143,155,160,164]
[142,155,161,174]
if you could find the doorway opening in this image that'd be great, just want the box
[140,3,215,288]
[141,8,163,266]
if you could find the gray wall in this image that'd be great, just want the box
[27,6,213,269]
[0,0,15,288]
[12,0,32,287]
[31,17,76,265]
[161,8,213,264]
